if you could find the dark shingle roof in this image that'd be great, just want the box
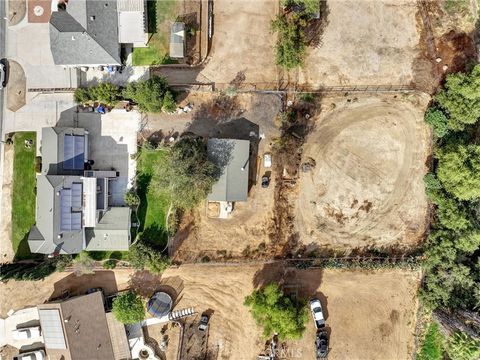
[49,0,121,65]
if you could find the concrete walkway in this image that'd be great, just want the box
[0,143,14,262]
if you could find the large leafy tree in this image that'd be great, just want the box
[244,283,308,340]
[123,76,173,113]
[435,65,480,131]
[436,143,480,200]
[152,136,218,210]
[112,291,145,324]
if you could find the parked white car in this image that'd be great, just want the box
[263,153,272,168]
[12,326,41,340]
[309,298,325,329]
[13,350,45,360]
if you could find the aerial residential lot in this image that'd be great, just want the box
[300,0,420,86]
[295,94,431,250]
[0,266,420,360]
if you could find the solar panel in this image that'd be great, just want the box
[60,186,83,231]
[64,135,85,170]
[71,183,82,208]
[39,309,67,349]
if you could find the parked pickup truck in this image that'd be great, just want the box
[309,298,325,329]
[315,329,329,358]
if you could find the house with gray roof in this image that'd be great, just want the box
[28,127,131,255]
[49,0,147,66]
[207,138,250,203]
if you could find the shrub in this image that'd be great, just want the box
[271,13,306,69]
[74,87,94,104]
[162,90,177,113]
[124,190,140,207]
[122,76,171,113]
[425,107,449,138]
[112,291,145,324]
[91,82,121,105]
[446,332,480,360]
[244,283,308,340]
[72,251,95,275]
[417,322,445,360]
[128,241,169,274]
[103,259,117,269]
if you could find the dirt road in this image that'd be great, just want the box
[295,94,431,251]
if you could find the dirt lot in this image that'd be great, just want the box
[201,0,278,86]
[295,94,431,251]
[127,265,421,360]
[0,266,420,360]
[300,0,419,86]
[143,93,282,261]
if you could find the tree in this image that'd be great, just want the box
[74,87,94,104]
[112,291,145,324]
[244,283,308,340]
[425,107,449,138]
[435,197,470,231]
[72,251,95,276]
[128,241,170,274]
[122,76,171,113]
[436,143,480,200]
[446,332,480,360]
[152,137,218,210]
[162,90,177,113]
[91,82,121,105]
[435,65,480,131]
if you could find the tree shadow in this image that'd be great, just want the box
[147,0,157,34]
[304,1,330,48]
[48,271,118,301]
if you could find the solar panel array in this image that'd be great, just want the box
[63,135,85,170]
[60,183,83,231]
[39,309,67,349]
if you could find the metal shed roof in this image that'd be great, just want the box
[169,22,185,58]
[207,138,250,202]
[39,309,67,349]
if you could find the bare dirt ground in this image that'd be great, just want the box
[295,94,431,252]
[0,266,420,360]
[300,0,420,86]
[143,93,283,261]
[0,270,134,317]
[201,0,278,87]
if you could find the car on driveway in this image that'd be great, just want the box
[0,59,8,89]
[12,326,42,340]
[13,350,45,360]
[263,153,272,168]
[309,298,325,329]
[315,329,329,358]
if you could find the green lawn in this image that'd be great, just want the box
[136,148,170,247]
[132,0,179,66]
[11,132,39,260]
[417,322,445,360]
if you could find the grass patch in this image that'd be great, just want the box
[136,148,170,247]
[417,322,445,360]
[132,0,179,66]
[11,132,39,260]
[444,0,470,15]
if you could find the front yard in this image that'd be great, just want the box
[132,0,179,65]
[136,147,170,247]
[11,132,38,260]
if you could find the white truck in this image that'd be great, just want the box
[309,298,325,329]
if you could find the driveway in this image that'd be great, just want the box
[0,307,43,350]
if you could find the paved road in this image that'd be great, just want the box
[0,0,6,138]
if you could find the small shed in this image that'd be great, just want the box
[169,22,185,59]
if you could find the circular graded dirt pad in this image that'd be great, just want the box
[295,96,430,250]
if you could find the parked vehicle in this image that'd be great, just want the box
[309,298,325,329]
[315,330,329,358]
[13,350,45,360]
[0,60,6,89]
[263,153,272,168]
[12,326,42,340]
[261,176,270,188]
[198,314,209,331]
